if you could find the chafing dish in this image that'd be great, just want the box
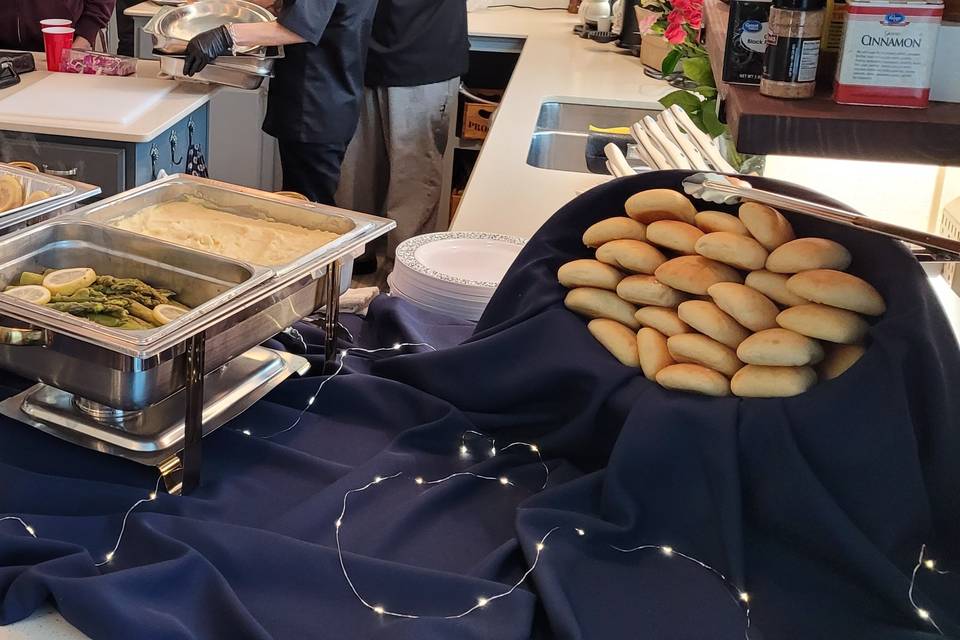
[0,175,394,494]
[144,1,276,55]
[0,162,100,235]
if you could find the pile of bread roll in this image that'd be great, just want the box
[559,188,885,398]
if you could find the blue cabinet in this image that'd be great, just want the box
[0,104,209,199]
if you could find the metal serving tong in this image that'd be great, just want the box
[683,173,960,263]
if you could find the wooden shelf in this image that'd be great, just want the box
[704,0,960,165]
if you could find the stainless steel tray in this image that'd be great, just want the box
[0,163,100,233]
[0,346,309,465]
[0,220,270,349]
[78,174,386,278]
[158,55,268,90]
[145,1,276,54]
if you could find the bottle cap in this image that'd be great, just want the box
[773,0,826,10]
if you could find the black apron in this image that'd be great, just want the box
[262,0,378,145]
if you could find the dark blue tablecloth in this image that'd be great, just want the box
[2,171,959,640]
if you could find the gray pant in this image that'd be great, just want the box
[336,78,459,267]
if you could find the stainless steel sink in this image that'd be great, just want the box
[526,101,663,175]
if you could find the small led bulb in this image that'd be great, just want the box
[149,492,157,500]
[105,551,115,562]
[393,343,402,350]
[308,396,317,405]
[335,519,342,529]
[661,546,674,556]
[739,592,750,603]
[340,350,348,358]
[924,559,936,570]
[490,447,497,456]
[415,477,424,485]
[917,608,931,620]
[25,526,35,536]
[536,542,545,551]
[242,429,252,436]
[373,606,385,615]
[529,444,539,453]
[477,597,489,608]
[373,476,382,483]
[459,445,469,456]
[499,476,509,485]
[575,528,585,536]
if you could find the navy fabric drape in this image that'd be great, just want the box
[1,171,958,640]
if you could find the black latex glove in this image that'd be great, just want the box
[183,25,233,76]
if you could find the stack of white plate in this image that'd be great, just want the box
[388,231,526,322]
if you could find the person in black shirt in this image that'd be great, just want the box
[183,0,377,205]
[335,0,470,276]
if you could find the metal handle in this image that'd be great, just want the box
[0,326,47,346]
[686,174,960,263]
[41,165,78,177]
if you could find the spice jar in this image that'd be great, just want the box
[760,0,826,99]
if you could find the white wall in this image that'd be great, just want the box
[762,155,943,232]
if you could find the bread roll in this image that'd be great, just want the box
[634,306,691,336]
[588,319,641,367]
[707,282,780,332]
[654,255,744,295]
[565,287,640,329]
[637,327,675,381]
[646,220,704,255]
[786,269,886,316]
[558,259,624,291]
[625,189,697,225]
[677,300,751,348]
[667,333,743,377]
[596,239,667,275]
[694,231,768,271]
[776,304,869,344]
[730,365,817,398]
[744,270,809,307]
[819,343,867,380]
[695,210,749,235]
[739,202,795,251]
[583,217,647,248]
[736,328,825,366]
[766,238,853,274]
[656,363,730,397]
[617,275,687,307]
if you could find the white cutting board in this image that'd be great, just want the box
[0,74,176,126]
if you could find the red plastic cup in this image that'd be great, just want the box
[42,26,75,72]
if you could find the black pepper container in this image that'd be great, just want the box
[760,0,826,99]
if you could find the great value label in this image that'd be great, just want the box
[834,0,943,107]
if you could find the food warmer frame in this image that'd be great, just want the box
[0,174,395,494]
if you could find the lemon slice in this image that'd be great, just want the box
[0,176,24,213]
[5,285,52,305]
[152,303,189,326]
[42,268,96,296]
[24,190,51,205]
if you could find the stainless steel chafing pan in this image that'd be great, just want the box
[79,174,375,277]
[0,162,100,235]
[0,220,270,409]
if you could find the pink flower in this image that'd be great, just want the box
[686,8,703,28]
[634,7,660,34]
[664,20,686,44]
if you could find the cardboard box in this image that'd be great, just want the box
[461,88,502,141]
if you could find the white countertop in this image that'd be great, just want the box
[0,55,214,143]
[451,8,671,238]
[126,1,163,18]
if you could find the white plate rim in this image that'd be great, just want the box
[395,232,526,289]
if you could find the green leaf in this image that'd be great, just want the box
[682,56,715,88]
[661,49,682,76]
[686,109,707,135]
[658,90,703,114]
[695,85,718,98]
[700,99,727,138]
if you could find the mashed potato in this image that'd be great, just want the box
[113,200,340,267]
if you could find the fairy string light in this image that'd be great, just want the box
[907,544,951,635]
[459,430,550,489]
[0,516,37,537]
[95,476,164,567]
[246,341,438,440]
[610,543,752,639]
